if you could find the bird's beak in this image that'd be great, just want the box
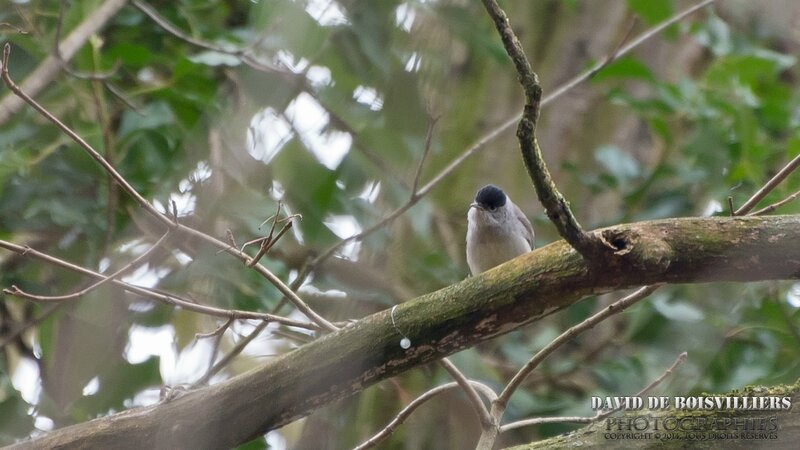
[469,202,483,211]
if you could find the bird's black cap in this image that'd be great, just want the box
[475,184,507,209]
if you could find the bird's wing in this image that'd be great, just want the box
[512,202,535,248]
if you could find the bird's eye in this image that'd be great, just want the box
[488,206,496,211]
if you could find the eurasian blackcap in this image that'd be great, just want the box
[466,184,534,275]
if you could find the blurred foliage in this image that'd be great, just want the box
[1,0,799,448]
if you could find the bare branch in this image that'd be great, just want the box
[0,239,318,331]
[500,351,687,432]
[474,285,658,448]
[354,381,497,450]
[195,317,235,340]
[439,357,494,429]
[548,0,715,101]
[289,1,716,276]
[3,232,171,302]
[631,352,687,398]
[0,22,29,34]
[735,152,800,215]
[481,0,605,260]
[132,0,285,75]
[497,285,658,408]
[592,351,687,420]
[411,116,439,195]
[501,416,597,431]
[0,44,336,332]
[53,0,119,81]
[1,43,166,222]
[0,0,128,126]
[10,215,800,449]
[196,317,236,383]
[195,320,271,385]
[245,205,301,268]
[749,189,800,216]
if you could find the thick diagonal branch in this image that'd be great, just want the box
[12,215,800,450]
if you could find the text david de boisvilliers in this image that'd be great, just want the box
[592,396,792,411]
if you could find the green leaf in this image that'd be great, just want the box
[105,43,154,67]
[627,0,673,25]
[119,102,176,137]
[594,145,642,183]
[0,393,34,445]
[694,13,732,55]
[592,56,656,82]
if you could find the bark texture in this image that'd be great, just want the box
[507,382,800,450]
[10,215,800,450]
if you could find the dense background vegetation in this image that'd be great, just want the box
[1,0,799,448]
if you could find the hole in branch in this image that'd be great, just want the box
[601,230,628,252]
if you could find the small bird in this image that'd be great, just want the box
[466,184,534,275]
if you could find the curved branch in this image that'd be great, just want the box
[0,44,337,333]
[499,350,685,433]
[11,215,800,450]
[0,0,128,126]
[481,0,604,259]
[499,285,658,408]
[736,152,800,215]
[439,357,494,429]
[295,0,717,273]
[4,231,171,302]
[354,381,497,450]
[0,240,319,331]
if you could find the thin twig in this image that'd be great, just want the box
[500,351,687,432]
[497,285,659,408]
[196,317,235,339]
[308,0,716,273]
[589,17,639,77]
[309,199,417,268]
[3,231,171,302]
[1,43,165,221]
[105,82,142,114]
[132,0,284,75]
[735,152,800,215]
[243,202,283,266]
[132,0,237,54]
[354,381,497,450]
[592,351,686,421]
[87,39,120,251]
[196,317,235,381]
[0,239,319,330]
[0,22,29,34]
[0,0,129,126]
[630,352,686,400]
[54,0,119,81]
[749,189,800,216]
[501,416,597,431]
[546,0,715,102]
[439,358,494,429]
[411,116,439,195]
[246,208,300,268]
[0,44,337,332]
[195,320,271,385]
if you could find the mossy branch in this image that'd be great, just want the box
[481,0,607,260]
[10,215,800,450]
[508,382,800,450]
